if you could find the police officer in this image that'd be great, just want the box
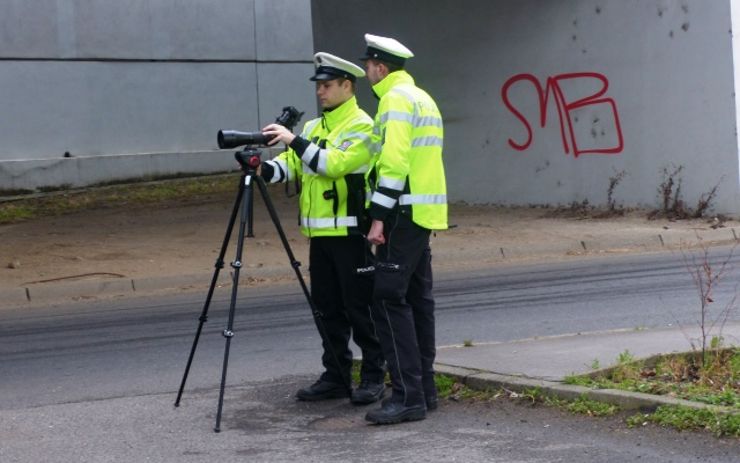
[360,34,448,424]
[261,52,385,404]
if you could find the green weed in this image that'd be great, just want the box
[647,405,740,437]
[555,395,619,417]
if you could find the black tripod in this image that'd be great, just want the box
[174,147,348,432]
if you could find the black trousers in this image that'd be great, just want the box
[309,235,384,385]
[371,213,436,407]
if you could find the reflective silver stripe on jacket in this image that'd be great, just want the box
[379,111,442,129]
[265,159,287,183]
[301,119,321,138]
[416,115,443,128]
[411,136,444,148]
[378,176,405,191]
[301,216,358,228]
[336,131,371,146]
[300,142,329,175]
[390,87,416,104]
[301,143,319,165]
[316,149,329,175]
[399,194,447,205]
[371,191,397,209]
[379,111,415,124]
[351,165,369,174]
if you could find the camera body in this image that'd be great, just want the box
[217,106,304,149]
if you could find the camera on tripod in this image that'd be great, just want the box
[217,106,304,149]
[177,104,322,433]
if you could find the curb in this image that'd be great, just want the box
[434,364,739,415]
[433,228,739,264]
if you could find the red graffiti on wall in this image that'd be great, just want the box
[501,72,624,157]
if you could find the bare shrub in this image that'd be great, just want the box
[679,239,738,366]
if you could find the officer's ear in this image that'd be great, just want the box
[339,78,354,93]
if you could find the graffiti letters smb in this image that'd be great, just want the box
[501,72,624,157]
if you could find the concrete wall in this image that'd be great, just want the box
[0,0,317,191]
[733,0,740,188]
[313,0,740,213]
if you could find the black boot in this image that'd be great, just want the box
[382,395,438,411]
[365,401,426,425]
[295,380,350,401]
[350,381,385,405]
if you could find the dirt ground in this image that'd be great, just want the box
[0,184,737,292]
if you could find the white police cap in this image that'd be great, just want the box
[310,52,365,82]
[361,33,414,65]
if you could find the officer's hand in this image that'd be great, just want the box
[262,124,296,146]
[367,220,385,245]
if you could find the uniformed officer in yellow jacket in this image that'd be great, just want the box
[261,52,385,404]
[360,34,448,425]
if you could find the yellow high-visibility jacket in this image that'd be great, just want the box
[368,70,448,230]
[262,96,374,237]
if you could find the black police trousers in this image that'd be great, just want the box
[309,235,384,385]
[371,213,436,407]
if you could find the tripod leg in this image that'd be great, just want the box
[247,185,255,238]
[175,176,244,407]
[214,174,253,432]
[254,176,352,392]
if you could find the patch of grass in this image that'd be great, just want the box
[566,396,619,416]
[433,375,502,403]
[617,349,635,364]
[629,406,740,437]
[0,175,235,224]
[545,395,619,417]
[434,374,457,398]
[567,348,739,436]
[566,349,740,408]
[0,204,34,223]
[563,374,596,387]
[351,360,361,385]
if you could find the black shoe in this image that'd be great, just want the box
[382,395,438,411]
[295,380,350,401]
[351,381,385,405]
[365,401,426,425]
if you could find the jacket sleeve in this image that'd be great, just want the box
[262,121,317,183]
[289,118,373,179]
[369,92,414,220]
[261,148,303,183]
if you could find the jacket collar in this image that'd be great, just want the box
[322,95,359,131]
[372,70,414,99]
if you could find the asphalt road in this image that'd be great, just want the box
[1,249,739,461]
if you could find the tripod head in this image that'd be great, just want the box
[234,148,262,174]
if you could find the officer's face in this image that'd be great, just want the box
[316,79,351,109]
[364,60,384,85]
